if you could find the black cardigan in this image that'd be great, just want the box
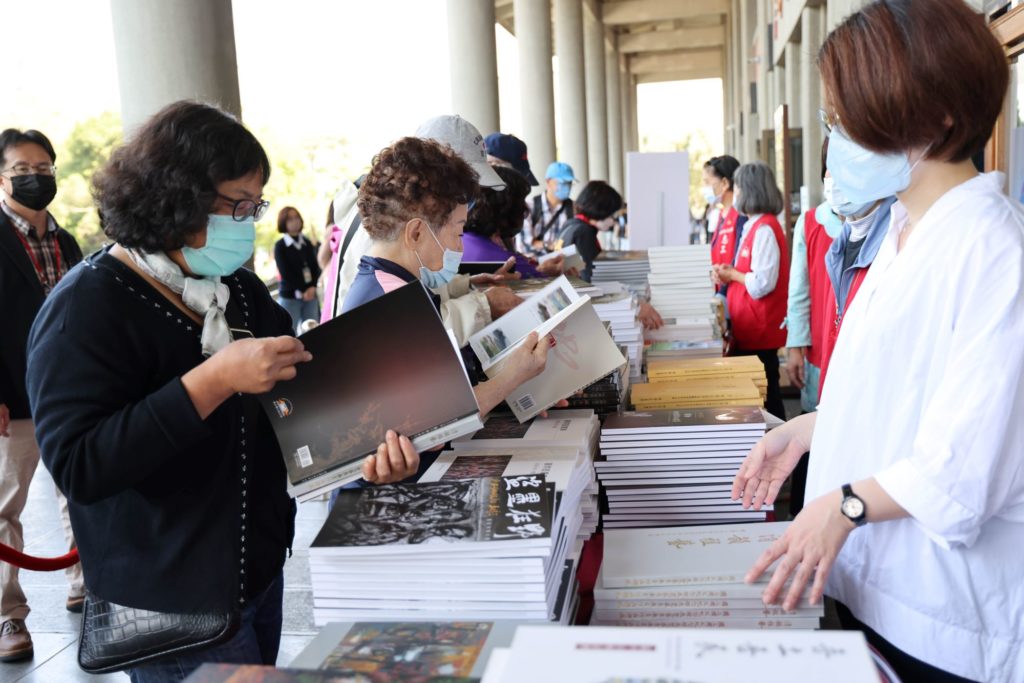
[26,249,296,613]
[0,212,83,419]
[274,236,321,300]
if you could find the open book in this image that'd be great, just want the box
[537,244,585,271]
[469,276,626,422]
[258,282,483,502]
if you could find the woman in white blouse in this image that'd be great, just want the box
[732,1,1021,681]
[713,162,790,421]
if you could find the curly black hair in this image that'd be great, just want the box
[575,180,623,221]
[465,165,529,248]
[357,137,479,241]
[93,101,271,253]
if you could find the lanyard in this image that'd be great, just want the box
[12,224,62,291]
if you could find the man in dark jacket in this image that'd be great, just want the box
[0,128,84,663]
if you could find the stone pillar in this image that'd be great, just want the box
[446,0,500,134]
[801,5,824,206]
[554,0,590,183]
[584,2,608,182]
[514,0,557,181]
[784,41,801,129]
[109,0,242,132]
[605,32,624,192]
[739,0,757,161]
[755,0,769,146]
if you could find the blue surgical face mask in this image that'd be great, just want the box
[182,214,255,277]
[413,221,462,289]
[823,175,874,218]
[554,182,571,201]
[827,126,926,205]
[701,185,718,206]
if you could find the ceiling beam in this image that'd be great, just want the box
[629,48,722,74]
[602,0,729,25]
[618,25,725,53]
[636,67,722,84]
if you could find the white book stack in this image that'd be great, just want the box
[421,445,596,609]
[592,522,824,629]
[486,625,878,683]
[590,250,651,295]
[597,407,767,528]
[309,475,577,626]
[452,410,602,546]
[646,245,716,337]
[590,283,643,377]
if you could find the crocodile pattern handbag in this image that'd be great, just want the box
[77,593,239,673]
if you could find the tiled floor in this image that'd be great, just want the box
[3,462,326,682]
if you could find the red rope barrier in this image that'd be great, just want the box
[0,542,79,571]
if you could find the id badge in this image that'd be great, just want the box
[302,266,312,284]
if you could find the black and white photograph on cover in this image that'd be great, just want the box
[441,454,513,479]
[314,476,555,549]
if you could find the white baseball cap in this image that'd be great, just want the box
[415,115,506,190]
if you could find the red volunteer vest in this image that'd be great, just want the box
[817,266,869,397]
[726,214,790,351]
[803,209,837,368]
[711,205,739,267]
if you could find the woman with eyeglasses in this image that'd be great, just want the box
[733,2,1023,681]
[25,101,420,682]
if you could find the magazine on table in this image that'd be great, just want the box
[468,276,626,422]
[258,281,483,502]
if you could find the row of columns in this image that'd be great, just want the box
[108,0,631,195]
[449,0,632,193]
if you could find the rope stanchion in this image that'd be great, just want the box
[0,542,79,571]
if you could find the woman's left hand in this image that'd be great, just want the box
[746,490,854,611]
[361,430,420,485]
[715,263,741,284]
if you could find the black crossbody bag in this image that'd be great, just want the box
[77,302,257,673]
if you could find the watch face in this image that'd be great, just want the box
[842,497,865,519]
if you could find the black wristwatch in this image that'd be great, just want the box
[840,483,867,527]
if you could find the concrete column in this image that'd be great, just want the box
[515,0,557,181]
[605,32,624,192]
[801,6,824,206]
[446,0,500,134]
[554,0,590,183]
[730,0,744,156]
[739,0,757,161]
[584,2,609,182]
[109,0,241,132]
[772,63,785,126]
[755,0,769,142]
[784,41,801,129]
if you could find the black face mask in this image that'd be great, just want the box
[8,174,57,211]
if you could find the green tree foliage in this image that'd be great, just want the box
[50,111,122,255]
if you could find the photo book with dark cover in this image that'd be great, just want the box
[310,475,555,556]
[258,282,483,502]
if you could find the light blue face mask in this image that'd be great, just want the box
[701,185,719,206]
[822,176,874,218]
[827,125,926,205]
[554,182,572,201]
[413,220,462,289]
[182,214,256,277]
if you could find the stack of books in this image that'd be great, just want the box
[486,624,878,683]
[452,410,602,548]
[504,274,601,299]
[631,356,767,410]
[645,337,722,360]
[646,245,715,323]
[309,475,575,626]
[590,250,650,294]
[596,407,767,528]
[591,284,643,378]
[591,522,825,629]
[565,356,629,417]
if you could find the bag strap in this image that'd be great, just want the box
[331,213,363,317]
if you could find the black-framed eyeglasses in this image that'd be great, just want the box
[1,163,57,177]
[217,193,270,221]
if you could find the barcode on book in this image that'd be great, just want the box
[295,445,313,468]
[516,394,535,411]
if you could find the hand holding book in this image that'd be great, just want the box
[359,429,420,484]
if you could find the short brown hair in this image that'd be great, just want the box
[358,137,479,241]
[819,0,1007,162]
[276,206,302,234]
